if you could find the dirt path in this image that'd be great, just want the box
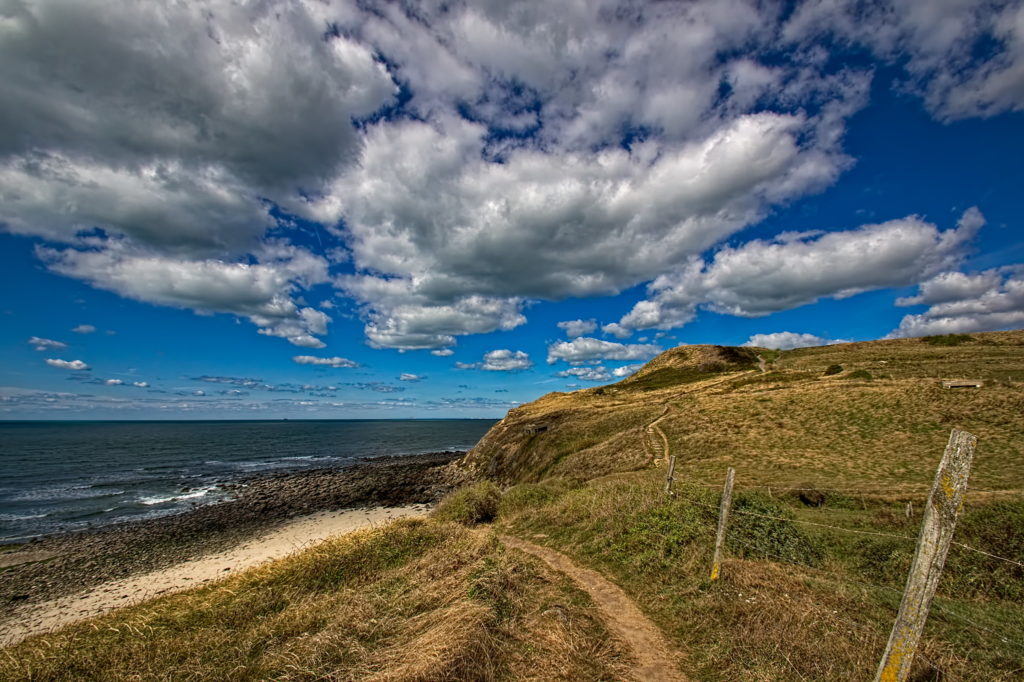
[500,535,688,681]
[1,506,425,647]
[645,405,672,465]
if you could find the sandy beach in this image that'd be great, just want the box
[1,505,426,646]
[0,451,466,647]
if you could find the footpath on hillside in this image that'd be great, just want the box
[500,534,688,682]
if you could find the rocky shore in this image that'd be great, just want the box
[0,451,467,608]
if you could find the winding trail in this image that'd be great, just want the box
[645,405,673,466]
[500,535,688,681]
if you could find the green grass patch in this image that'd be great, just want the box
[922,334,975,346]
[497,478,577,519]
[433,480,502,525]
[622,365,723,391]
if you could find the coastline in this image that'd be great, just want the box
[0,451,466,613]
[1,505,428,646]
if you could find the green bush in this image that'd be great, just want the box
[922,334,974,346]
[823,364,843,376]
[433,480,502,525]
[844,369,873,381]
[728,492,822,567]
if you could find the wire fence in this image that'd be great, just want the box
[725,522,1024,652]
[690,481,1024,497]
[680,437,1024,680]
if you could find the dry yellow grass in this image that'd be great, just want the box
[0,518,631,681]
[497,473,1024,681]
[464,331,1024,492]
[460,331,1024,679]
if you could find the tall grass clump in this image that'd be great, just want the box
[497,477,577,519]
[433,480,502,525]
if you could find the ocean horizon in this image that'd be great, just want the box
[0,419,496,544]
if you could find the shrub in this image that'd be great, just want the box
[433,480,502,525]
[922,334,974,346]
[844,369,873,381]
[823,364,843,376]
[728,492,822,566]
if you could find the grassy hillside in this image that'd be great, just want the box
[494,474,1024,680]
[455,330,1024,679]
[6,331,1022,680]
[463,331,1024,492]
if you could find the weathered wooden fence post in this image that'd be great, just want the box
[874,429,977,682]
[664,455,677,495]
[709,467,736,581]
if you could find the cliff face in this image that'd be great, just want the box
[461,332,1024,490]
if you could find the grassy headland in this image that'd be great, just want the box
[4,331,1023,680]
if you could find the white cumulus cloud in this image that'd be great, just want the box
[292,355,359,368]
[41,240,332,347]
[46,358,89,370]
[557,319,597,338]
[72,324,96,334]
[547,337,662,365]
[612,363,645,377]
[743,332,846,350]
[557,366,612,382]
[28,336,67,351]
[888,267,1024,337]
[615,209,982,332]
[456,349,533,372]
[784,0,1024,121]
[0,0,396,253]
[399,373,424,382]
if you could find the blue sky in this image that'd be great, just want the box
[1,0,1023,419]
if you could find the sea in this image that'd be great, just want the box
[0,419,496,544]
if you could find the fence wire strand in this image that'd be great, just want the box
[722,535,968,679]
[692,499,919,543]
[725,531,1024,654]
[693,493,1024,570]
[950,541,1024,569]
